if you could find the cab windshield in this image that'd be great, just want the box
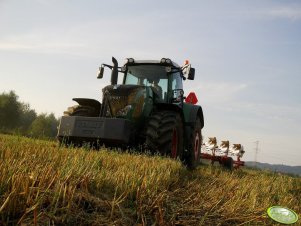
[125,65,168,100]
[125,65,167,86]
[124,64,184,102]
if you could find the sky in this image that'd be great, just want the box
[0,0,300,166]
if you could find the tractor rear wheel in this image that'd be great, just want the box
[145,111,183,159]
[185,117,202,170]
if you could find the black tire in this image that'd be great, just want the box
[185,118,202,170]
[145,111,183,159]
[223,157,234,170]
[64,105,99,117]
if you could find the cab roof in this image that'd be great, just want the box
[124,58,181,68]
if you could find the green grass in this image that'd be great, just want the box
[0,134,300,225]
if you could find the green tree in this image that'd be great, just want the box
[18,103,37,134]
[29,113,58,138]
[0,91,21,131]
[0,90,58,138]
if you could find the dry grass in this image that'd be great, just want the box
[0,134,300,225]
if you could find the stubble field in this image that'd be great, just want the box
[0,134,300,225]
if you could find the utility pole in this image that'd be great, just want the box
[254,141,259,167]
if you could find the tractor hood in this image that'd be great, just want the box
[101,85,146,119]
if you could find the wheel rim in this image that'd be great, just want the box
[171,128,178,158]
[194,132,200,160]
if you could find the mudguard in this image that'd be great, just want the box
[183,103,204,129]
[72,98,101,113]
[153,102,204,129]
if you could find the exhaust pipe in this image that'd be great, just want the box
[111,57,118,85]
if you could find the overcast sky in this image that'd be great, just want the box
[1,0,300,166]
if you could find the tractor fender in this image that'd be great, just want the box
[72,98,101,113]
[183,103,204,129]
[154,103,184,119]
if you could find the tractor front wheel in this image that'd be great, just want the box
[145,111,183,159]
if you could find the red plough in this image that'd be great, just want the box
[201,137,245,170]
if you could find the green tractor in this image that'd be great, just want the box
[57,57,204,169]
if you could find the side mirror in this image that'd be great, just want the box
[187,67,195,80]
[97,66,104,79]
[182,64,195,80]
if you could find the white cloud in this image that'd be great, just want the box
[264,6,301,20]
[247,5,301,21]
[190,82,248,103]
[0,32,87,56]
[239,102,301,123]
[0,40,84,52]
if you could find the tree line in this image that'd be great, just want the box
[0,91,59,139]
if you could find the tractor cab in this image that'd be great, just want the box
[98,57,195,106]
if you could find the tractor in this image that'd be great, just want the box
[57,57,204,169]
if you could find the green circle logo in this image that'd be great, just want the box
[267,206,298,224]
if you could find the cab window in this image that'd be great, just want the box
[124,65,168,101]
[171,72,183,101]
[125,73,138,85]
[171,72,183,89]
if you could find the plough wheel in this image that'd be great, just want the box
[223,157,234,170]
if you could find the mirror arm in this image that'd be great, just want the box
[117,67,125,73]
[102,64,113,70]
[181,64,189,70]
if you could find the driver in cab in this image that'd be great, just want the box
[148,78,162,100]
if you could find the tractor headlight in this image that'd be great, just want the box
[125,58,135,65]
[165,66,172,72]
[160,58,172,65]
[165,58,172,64]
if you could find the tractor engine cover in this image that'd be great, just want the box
[102,85,146,119]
